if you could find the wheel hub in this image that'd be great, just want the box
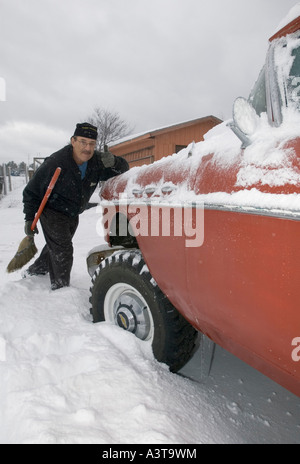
[116,306,136,332]
[113,292,151,340]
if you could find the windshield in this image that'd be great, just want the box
[248,66,267,116]
[274,33,300,110]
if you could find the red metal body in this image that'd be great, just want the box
[99,17,300,396]
[137,211,300,397]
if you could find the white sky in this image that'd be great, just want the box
[0,0,298,163]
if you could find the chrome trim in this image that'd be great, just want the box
[203,202,300,221]
[161,185,176,194]
[101,197,300,222]
[227,121,251,148]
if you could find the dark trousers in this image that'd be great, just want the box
[28,208,79,290]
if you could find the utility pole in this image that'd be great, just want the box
[0,79,7,196]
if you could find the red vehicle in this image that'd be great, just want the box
[87,15,300,397]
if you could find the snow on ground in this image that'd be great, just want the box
[0,178,299,444]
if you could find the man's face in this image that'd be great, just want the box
[71,136,96,165]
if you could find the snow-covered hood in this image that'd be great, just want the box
[101,111,300,217]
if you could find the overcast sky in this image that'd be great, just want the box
[0,0,298,163]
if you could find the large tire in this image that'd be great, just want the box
[89,250,197,372]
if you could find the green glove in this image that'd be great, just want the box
[100,145,115,168]
[24,220,39,236]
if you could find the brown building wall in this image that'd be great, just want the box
[110,116,222,168]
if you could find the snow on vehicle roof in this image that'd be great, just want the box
[273,3,300,35]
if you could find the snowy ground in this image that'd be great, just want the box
[0,178,299,444]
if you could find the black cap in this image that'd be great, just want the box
[73,122,98,140]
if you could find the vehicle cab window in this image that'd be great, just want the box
[249,33,300,127]
[274,33,300,110]
[248,66,267,116]
[286,44,300,106]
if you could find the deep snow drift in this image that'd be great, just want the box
[0,178,299,444]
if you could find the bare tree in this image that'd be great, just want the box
[87,107,134,151]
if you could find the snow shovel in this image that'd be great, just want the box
[6,167,62,273]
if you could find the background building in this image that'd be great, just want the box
[109,115,222,168]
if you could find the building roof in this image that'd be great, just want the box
[110,115,222,148]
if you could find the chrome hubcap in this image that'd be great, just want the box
[104,284,154,341]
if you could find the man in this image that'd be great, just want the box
[23,122,129,290]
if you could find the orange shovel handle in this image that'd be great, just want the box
[31,167,62,231]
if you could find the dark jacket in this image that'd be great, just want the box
[23,144,129,221]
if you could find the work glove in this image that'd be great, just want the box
[100,145,116,168]
[24,220,39,237]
